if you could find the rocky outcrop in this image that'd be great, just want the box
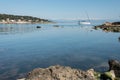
[24,65,96,80]
[100,60,120,80]
[18,60,120,80]
[94,22,120,32]
[108,60,120,77]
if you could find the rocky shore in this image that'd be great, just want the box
[94,22,120,32]
[18,60,120,80]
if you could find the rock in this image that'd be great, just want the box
[94,22,120,32]
[112,22,120,25]
[24,65,96,80]
[100,70,115,80]
[98,60,120,80]
[17,78,26,80]
[86,69,95,78]
[17,60,120,80]
[108,60,120,77]
[53,25,59,27]
[110,70,116,79]
[36,26,41,28]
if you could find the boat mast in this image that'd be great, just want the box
[85,11,91,23]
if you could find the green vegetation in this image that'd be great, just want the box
[94,72,101,80]
[0,13,51,23]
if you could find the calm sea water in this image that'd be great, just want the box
[0,20,120,80]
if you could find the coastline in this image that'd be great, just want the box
[94,22,120,32]
[0,14,52,24]
[0,21,52,24]
[18,60,120,80]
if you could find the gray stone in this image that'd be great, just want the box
[25,65,96,80]
[108,60,120,77]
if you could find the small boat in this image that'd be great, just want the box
[36,26,41,28]
[79,20,91,25]
[53,25,59,27]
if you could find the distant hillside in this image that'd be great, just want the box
[0,14,51,24]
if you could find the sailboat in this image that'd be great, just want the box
[78,12,91,25]
[79,20,91,25]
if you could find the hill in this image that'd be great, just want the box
[0,14,51,24]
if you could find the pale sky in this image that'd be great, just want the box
[0,0,120,20]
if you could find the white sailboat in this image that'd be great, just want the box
[78,12,91,25]
[79,20,91,25]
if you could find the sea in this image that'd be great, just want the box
[0,20,120,80]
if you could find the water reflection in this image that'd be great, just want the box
[0,24,40,34]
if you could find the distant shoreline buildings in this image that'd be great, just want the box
[0,14,52,24]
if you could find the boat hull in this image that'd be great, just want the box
[80,22,91,25]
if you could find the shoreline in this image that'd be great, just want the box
[0,14,53,24]
[94,22,120,32]
[0,22,52,24]
[18,60,120,80]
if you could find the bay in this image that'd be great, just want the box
[0,20,120,80]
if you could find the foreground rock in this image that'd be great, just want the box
[25,65,96,80]
[94,22,120,32]
[99,60,120,80]
[109,60,120,78]
[18,60,120,80]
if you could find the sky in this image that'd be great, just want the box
[0,0,120,20]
